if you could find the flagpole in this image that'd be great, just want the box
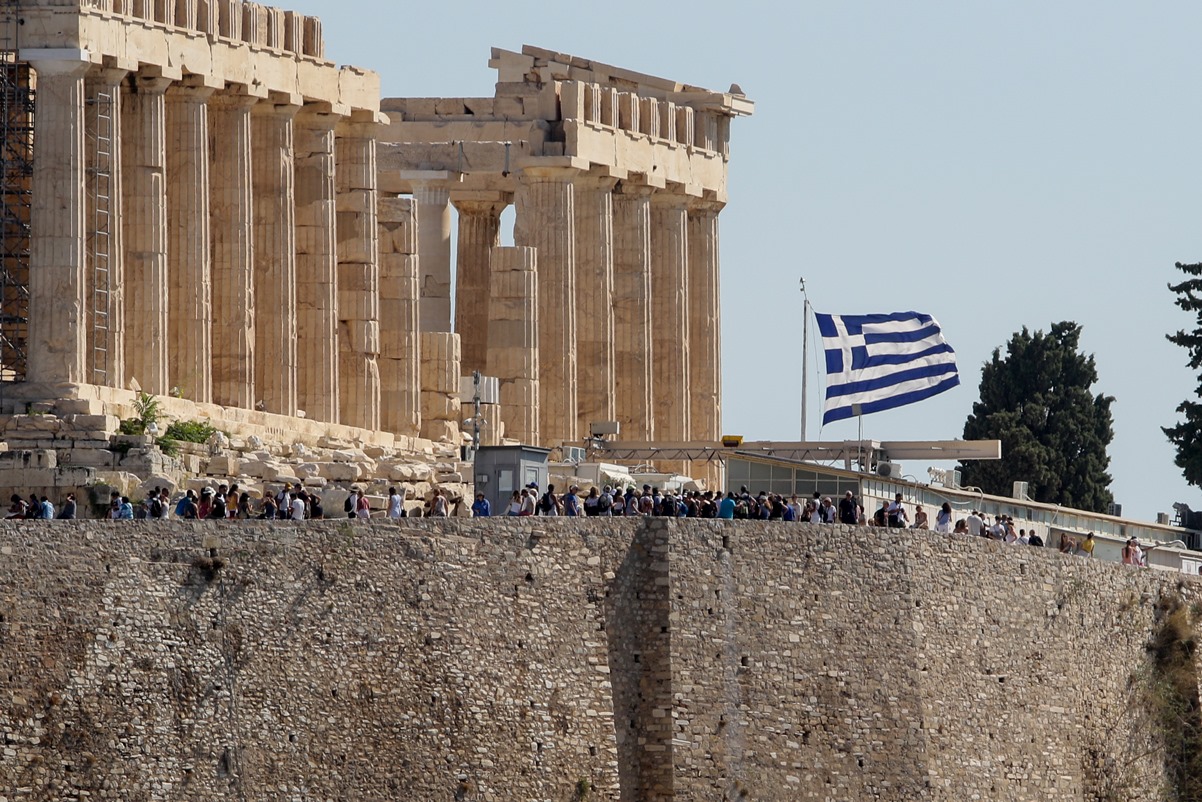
[800,277,809,441]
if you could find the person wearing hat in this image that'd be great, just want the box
[471,491,491,518]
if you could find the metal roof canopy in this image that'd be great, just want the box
[588,439,1002,464]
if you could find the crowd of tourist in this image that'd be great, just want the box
[0,482,1159,566]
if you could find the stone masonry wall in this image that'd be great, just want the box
[0,519,1195,801]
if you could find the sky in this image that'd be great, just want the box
[289,0,1202,523]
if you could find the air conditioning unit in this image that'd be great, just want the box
[1108,502,1123,518]
[1157,512,1171,526]
[563,446,586,463]
[951,469,962,490]
[875,461,903,479]
[1012,481,1029,501]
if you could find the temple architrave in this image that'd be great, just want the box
[0,2,752,486]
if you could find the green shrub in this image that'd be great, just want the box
[164,420,218,444]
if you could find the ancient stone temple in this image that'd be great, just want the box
[0,2,752,490]
[379,46,753,457]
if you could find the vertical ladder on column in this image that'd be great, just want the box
[0,0,33,387]
[86,87,113,385]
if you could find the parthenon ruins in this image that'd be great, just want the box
[0,0,753,481]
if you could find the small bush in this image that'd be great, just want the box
[164,420,218,444]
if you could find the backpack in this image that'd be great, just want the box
[539,492,553,513]
[597,493,611,513]
[149,497,163,518]
[344,495,355,513]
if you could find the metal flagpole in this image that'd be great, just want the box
[800,277,809,440]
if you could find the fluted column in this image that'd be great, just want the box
[294,111,339,424]
[251,100,299,416]
[410,178,452,332]
[650,192,690,462]
[688,200,723,446]
[452,195,507,373]
[574,174,616,436]
[335,121,380,431]
[514,166,577,446]
[487,245,539,445]
[26,54,90,387]
[122,72,172,395]
[209,92,256,410]
[165,82,215,402]
[612,182,654,441]
[84,66,127,389]
[379,196,421,436]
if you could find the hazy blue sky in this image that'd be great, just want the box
[290,0,1202,521]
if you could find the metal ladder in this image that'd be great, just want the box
[86,87,114,385]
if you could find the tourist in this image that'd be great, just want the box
[309,495,324,519]
[838,491,858,525]
[236,492,253,519]
[912,506,929,530]
[428,487,448,518]
[356,489,372,519]
[953,519,968,535]
[259,493,277,520]
[934,503,952,533]
[180,492,199,519]
[965,510,984,537]
[598,486,614,516]
[117,496,134,520]
[288,492,305,521]
[387,487,404,520]
[1017,529,1030,546]
[1080,532,1096,558]
[6,494,26,519]
[872,500,889,527]
[506,490,522,516]
[38,496,54,519]
[1028,530,1045,547]
[471,491,491,517]
[582,486,600,516]
[537,484,560,516]
[197,488,213,519]
[519,488,536,516]
[57,493,76,520]
[209,488,228,519]
[344,488,360,519]
[562,486,581,516]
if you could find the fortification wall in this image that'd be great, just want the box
[0,519,1194,801]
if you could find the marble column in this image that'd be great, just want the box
[26,54,90,387]
[688,200,723,448]
[612,182,654,441]
[208,92,256,410]
[452,195,507,374]
[251,100,298,416]
[379,196,421,436]
[122,72,172,395]
[650,192,690,462]
[411,179,452,332]
[420,331,461,444]
[487,245,539,445]
[574,174,617,436]
[165,82,215,403]
[84,66,127,389]
[294,111,339,424]
[335,122,380,432]
[514,166,577,446]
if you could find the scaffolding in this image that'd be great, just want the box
[0,0,32,383]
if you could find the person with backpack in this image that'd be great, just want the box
[537,484,560,516]
[596,486,613,516]
[345,488,359,519]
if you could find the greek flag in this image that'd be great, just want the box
[815,311,960,425]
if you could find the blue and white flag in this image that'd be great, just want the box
[815,311,959,425]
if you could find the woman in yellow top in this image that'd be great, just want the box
[1080,533,1096,557]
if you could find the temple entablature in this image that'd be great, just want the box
[13,0,379,116]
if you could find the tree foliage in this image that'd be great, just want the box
[958,321,1114,512]
[1164,262,1202,489]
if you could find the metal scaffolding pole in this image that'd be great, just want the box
[0,0,33,384]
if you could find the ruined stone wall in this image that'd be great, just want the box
[0,519,1193,801]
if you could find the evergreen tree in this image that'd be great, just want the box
[1164,261,1202,488]
[959,322,1114,512]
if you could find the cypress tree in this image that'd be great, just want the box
[1164,261,1202,488]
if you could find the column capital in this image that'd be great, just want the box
[167,82,217,102]
[252,98,301,119]
[649,190,692,209]
[573,172,619,193]
[451,191,511,216]
[25,53,92,79]
[209,90,260,111]
[687,197,726,215]
[295,108,341,131]
[613,179,657,198]
[86,66,129,90]
[129,70,174,95]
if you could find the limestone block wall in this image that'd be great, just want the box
[0,518,1188,801]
